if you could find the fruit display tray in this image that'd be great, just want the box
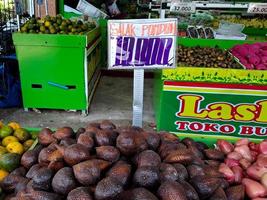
[162,38,267,85]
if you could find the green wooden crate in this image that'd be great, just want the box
[13,27,101,114]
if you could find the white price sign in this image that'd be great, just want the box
[108,19,177,69]
[170,2,196,13]
[248,3,267,14]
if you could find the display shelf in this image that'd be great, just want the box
[149,0,267,15]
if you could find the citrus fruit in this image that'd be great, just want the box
[7,122,21,131]
[13,128,30,142]
[23,139,34,151]
[0,126,13,138]
[6,142,24,155]
[0,153,20,172]
[2,136,18,147]
[0,146,7,156]
[44,20,51,27]
[0,169,9,182]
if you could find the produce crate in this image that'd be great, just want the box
[243,27,267,36]
[154,38,267,142]
[13,27,101,114]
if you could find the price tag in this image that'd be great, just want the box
[247,3,267,14]
[170,2,196,13]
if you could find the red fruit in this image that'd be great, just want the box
[225,158,239,168]
[249,142,260,152]
[234,145,253,162]
[239,158,251,170]
[257,154,267,168]
[251,151,259,162]
[259,141,267,155]
[217,140,234,154]
[242,178,267,199]
[219,163,235,183]
[236,139,249,146]
[227,152,243,161]
[232,166,243,184]
[247,164,267,181]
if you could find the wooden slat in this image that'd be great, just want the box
[34,0,57,18]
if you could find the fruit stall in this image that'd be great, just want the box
[1,0,267,199]
[154,38,267,140]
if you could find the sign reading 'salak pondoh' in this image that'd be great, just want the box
[158,81,267,139]
[108,19,177,69]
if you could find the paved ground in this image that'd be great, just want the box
[0,76,155,131]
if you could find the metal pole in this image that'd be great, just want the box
[29,0,34,16]
[160,0,166,18]
[132,69,144,127]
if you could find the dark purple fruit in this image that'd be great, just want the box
[32,168,54,191]
[59,138,76,147]
[159,163,179,182]
[67,187,93,200]
[172,163,188,181]
[187,165,205,179]
[133,166,160,189]
[190,176,222,199]
[137,150,161,168]
[95,177,123,200]
[107,161,131,186]
[62,144,90,166]
[52,167,77,195]
[38,128,56,146]
[54,127,74,140]
[118,188,158,200]
[26,164,42,179]
[142,131,160,150]
[180,180,199,200]
[164,149,195,165]
[100,120,116,130]
[10,167,27,176]
[159,132,179,143]
[208,187,227,200]
[73,160,105,186]
[204,149,224,161]
[96,146,120,163]
[77,133,94,151]
[1,175,28,192]
[157,181,187,200]
[225,185,245,200]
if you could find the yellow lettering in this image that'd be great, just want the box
[235,105,257,121]
[256,101,267,123]
[208,104,233,120]
[178,95,208,119]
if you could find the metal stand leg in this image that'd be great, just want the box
[82,110,88,116]
[132,69,144,127]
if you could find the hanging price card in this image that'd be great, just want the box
[170,1,196,13]
[247,3,267,14]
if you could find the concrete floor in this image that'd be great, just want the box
[0,76,155,130]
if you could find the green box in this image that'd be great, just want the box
[154,38,267,142]
[13,27,101,113]
[162,38,267,85]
